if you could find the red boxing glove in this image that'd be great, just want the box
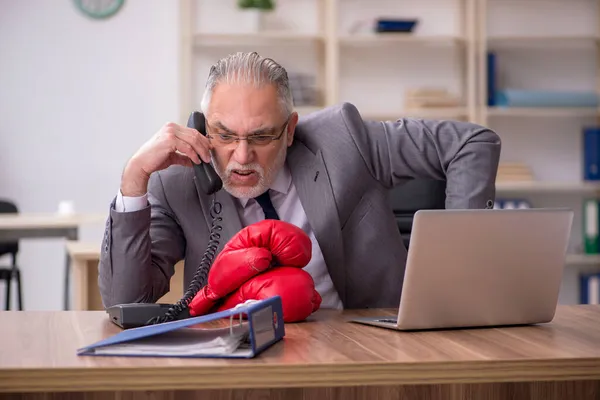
[217,267,322,322]
[188,220,312,316]
[187,247,272,316]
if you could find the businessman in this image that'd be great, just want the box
[98,51,501,311]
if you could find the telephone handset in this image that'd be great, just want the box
[187,111,223,195]
[106,112,225,329]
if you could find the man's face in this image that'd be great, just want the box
[205,82,297,199]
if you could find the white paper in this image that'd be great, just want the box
[93,324,250,356]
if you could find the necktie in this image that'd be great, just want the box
[254,190,280,220]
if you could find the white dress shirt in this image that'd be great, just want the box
[115,165,344,310]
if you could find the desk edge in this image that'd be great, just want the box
[2,358,600,393]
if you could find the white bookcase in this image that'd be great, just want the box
[179,0,600,303]
[179,0,477,122]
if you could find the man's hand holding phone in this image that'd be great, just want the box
[121,122,213,197]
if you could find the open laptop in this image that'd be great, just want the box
[351,208,574,331]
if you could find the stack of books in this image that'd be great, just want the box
[404,88,461,109]
[496,162,534,182]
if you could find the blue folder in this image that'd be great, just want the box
[495,89,599,108]
[583,127,600,181]
[77,296,285,359]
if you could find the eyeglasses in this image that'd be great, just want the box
[206,118,289,147]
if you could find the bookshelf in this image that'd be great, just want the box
[566,254,600,266]
[178,0,477,124]
[496,181,600,194]
[179,0,600,303]
[477,0,600,305]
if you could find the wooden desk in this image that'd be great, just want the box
[0,213,106,240]
[1,305,600,399]
[66,241,184,310]
[0,213,106,310]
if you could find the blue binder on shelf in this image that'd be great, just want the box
[77,296,285,359]
[487,52,496,106]
[583,127,600,181]
[580,273,600,304]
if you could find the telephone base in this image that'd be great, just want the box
[106,303,190,329]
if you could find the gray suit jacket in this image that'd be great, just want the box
[98,102,501,309]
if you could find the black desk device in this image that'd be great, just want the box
[106,303,191,329]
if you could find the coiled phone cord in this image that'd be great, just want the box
[146,197,223,325]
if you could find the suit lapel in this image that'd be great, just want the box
[287,141,346,303]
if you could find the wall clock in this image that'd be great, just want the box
[74,0,125,19]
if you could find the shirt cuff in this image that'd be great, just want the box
[115,190,148,212]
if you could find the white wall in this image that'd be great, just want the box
[1,0,596,309]
[0,0,179,310]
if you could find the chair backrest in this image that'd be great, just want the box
[0,199,19,257]
[389,179,446,249]
[0,200,18,214]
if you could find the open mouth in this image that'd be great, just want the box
[233,170,255,176]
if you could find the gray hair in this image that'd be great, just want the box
[200,52,294,117]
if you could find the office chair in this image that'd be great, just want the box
[0,199,23,311]
[389,179,446,249]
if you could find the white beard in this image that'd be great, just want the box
[213,135,288,199]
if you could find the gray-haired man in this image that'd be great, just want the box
[98,51,501,311]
